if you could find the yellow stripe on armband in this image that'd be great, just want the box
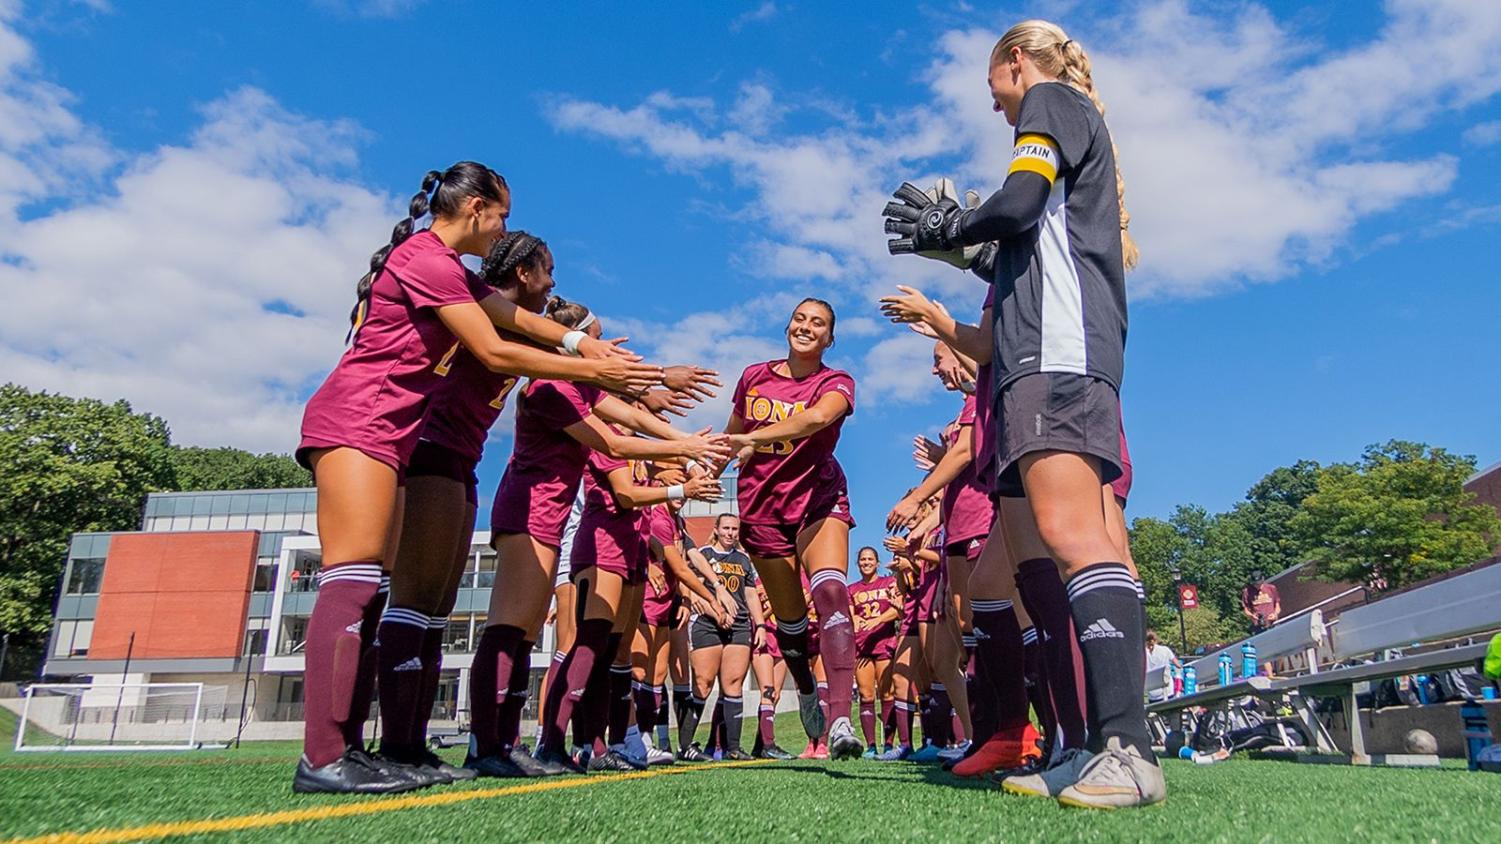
[1008,133,1059,183]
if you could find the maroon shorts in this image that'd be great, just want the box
[944,535,988,563]
[406,439,480,506]
[911,562,946,626]
[301,442,407,486]
[857,633,896,661]
[640,593,678,628]
[740,481,855,559]
[571,538,649,587]
[755,623,781,658]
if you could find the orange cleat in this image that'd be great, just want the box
[949,724,1042,778]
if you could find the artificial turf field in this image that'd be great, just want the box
[1,707,1497,843]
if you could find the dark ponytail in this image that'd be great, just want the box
[348,161,509,338]
[481,230,549,289]
[544,294,592,329]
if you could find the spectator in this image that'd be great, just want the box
[1241,571,1281,633]
[1144,630,1180,703]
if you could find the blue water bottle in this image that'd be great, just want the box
[1461,701,1493,771]
[1241,641,1258,680]
[1183,666,1197,696]
[1218,652,1233,686]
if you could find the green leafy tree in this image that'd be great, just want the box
[0,385,175,672]
[1130,505,1255,638]
[1226,459,1321,580]
[1294,441,1501,594]
[1145,605,1243,654]
[170,446,311,491]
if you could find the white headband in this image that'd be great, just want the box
[573,311,597,332]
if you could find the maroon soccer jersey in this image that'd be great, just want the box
[299,230,484,469]
[941,394,995,545]
[850,574,899,655]
[570,445,650,579]
[489,379,604,548]
[419,344,522,465]
[731,361,855,526]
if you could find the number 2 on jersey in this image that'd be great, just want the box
[489,377,520,410]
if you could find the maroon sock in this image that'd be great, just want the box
[541,618,610,753]
[881,698,896,747]
[414,619,446,747]
[1021,626,1055,755]
[1015,558,1087,750]
[971,599,1031,732]
[495,642,534,749]
[758,695,777,747]
[859,699,877,745]
[809,571,856,724]
[341,576,387,750]
[607,664,633,746]
[302,562,383,767]
[468,624,527,758]
[375,606,430,753]
[633,681,657,736]
[894,699,914,748]
[775,617,817,694]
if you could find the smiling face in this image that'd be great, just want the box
[514,245,555,313]
[857,547,879,577]
[932,341,962,390]
[988,53,1025,125]
[785,299,835,359]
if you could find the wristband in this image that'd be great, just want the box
[666,484,685,501]
[561,330,585,356]
[684,459,701,472]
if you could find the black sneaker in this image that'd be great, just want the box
[587,749,639,772]
[384,744,476,783]
[755,743,794,761]
[532,746,587,776]
[418,748,478,782]
[293,749,427,794]
[677,743,714,763]
[723,748,754,761]
[463,752,528,778]
[370,751,448,788]
[508,746,553,777]
[797,690,826,740]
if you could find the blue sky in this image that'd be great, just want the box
[2,0,1499,565]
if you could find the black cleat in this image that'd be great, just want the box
[293,749,427,795]
[722,748,755,761]
[370,751,448,788]
[419,748,478,782]
[797,690,826,740]
[532,746,587,776]
[755,743,794,760]
[385,745,477,783]
[677,743,714,763]
[463,752,529,778]
[508,745,553,777]
[587,749,639,772]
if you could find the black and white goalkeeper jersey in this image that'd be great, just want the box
[984,82,1128,392]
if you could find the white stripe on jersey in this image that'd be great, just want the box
[1036,180,1088,375]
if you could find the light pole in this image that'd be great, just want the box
[1169,564,1188,653]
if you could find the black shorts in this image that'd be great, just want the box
[406,440,481,506]
[690,615,753,649]
[993,373,1122,498]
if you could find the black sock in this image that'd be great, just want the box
[1135,579,1148,640]
[1067,562,1154,761]
[775,616,817,694]
[721,695,744,752]
[678,694,706,752]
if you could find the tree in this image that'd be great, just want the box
[0,385,175,670]
[1145,605,1243,654]
[170,446,310,491]
[1294,440,1501,594]
[1130,505,1256,639]
[1226,459,1321,581]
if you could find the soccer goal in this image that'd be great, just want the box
[13,682,215,752]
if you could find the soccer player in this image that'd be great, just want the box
[749,580,793,759]
[465,299,730,778]
[881,19,1159,808]
[721,298,864,759]
[678,514,763,761]
[293,164,659,795]
[849,547,900,757]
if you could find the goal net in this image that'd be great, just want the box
[13,682,218,752]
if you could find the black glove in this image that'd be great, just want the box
[968,241,998,281]
[883,182,966,255]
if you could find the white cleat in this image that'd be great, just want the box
[827,716,864,760]
[1055,739,1166,810]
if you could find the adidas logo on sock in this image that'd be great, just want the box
[393,657,424,672]
[824,611,850,629]
[344,622,363,634]
[972,627,991,641]
[1079,618,1125,642]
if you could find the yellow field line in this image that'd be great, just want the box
[4,760,771,844]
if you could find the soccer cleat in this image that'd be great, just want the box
[612,742,649,770]
[369,751,448,788]
[463,752,529,779]
[797,689,826,740]
[909,741,943,763]
[937,739,973,764]
[293,749,427,794]
[644,746,676,766]
[1002,747,1094,798]
[507,745,553,777]
[588,749,640,772]
[951,726,1042,778]
[1056,739,1166,810]
[810,739,829,760]
[677,743,715,763]
[862,746,878,760]
[531,746,587,776]
[723,748,755,761]
[827,717,864,760]
[756,743,794,760]
[388,745,477,783]
[875,744,912,761]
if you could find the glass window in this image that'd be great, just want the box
[71,620,92,657]
[292,550,322,592]
[280,616,309,654]
[476,549,497,589]
[208,515,228,530]
[65,557,105,595]
[192,495,213,516]
[444,616,472,653]
[189,515,210,530]
[227,514,246,530]
[52,621,76,658]
[253,560,276,592]
[249,495,268,515]
[171,515,190,530]
[286,492,308,512]
[210,495,230,516]
[245,514,266,530]
[266,493,287,513]
[243,627,268,657]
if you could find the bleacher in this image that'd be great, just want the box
[1147,561,1501,763]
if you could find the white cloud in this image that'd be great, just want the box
[313,0,426,18]
[730,1,777,32]
[1463,120,1501,146]
[0,15,395,452]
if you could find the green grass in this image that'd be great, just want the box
[1,707,1498,843]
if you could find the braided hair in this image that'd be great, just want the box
[481,230,550,289]
[543,294,592,329]
[348,161,508,337]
